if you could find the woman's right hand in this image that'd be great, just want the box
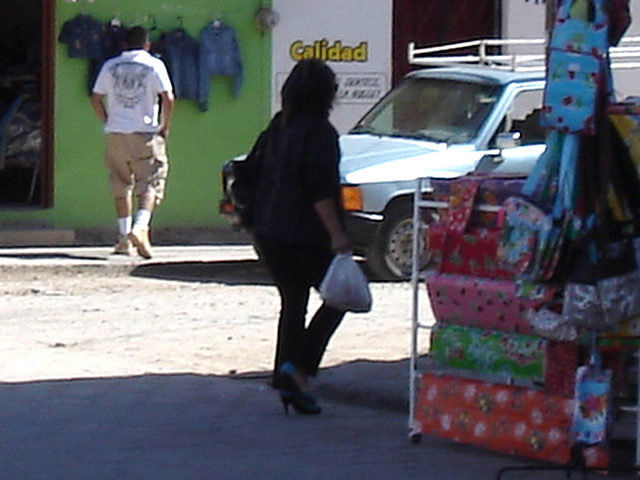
[331,230,352,254]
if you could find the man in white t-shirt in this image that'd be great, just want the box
[90,26,175,259]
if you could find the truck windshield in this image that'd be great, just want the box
[350,77,501,144]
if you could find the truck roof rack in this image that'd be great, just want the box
[408,37,640,72]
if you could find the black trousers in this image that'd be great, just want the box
[255,235,346,379]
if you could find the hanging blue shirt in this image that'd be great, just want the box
[198,21,243,112]
[58,14,105,60]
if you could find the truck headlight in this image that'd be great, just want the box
[341,185,363,211]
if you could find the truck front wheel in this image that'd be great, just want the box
[365,202,431,281]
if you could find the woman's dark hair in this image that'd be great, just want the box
[281,59,337,124]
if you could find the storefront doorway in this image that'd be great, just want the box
[0,0,53,209]
[392,0,500,85]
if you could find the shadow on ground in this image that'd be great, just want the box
[131,259,274,285]
[131,256,392,285]
[0,358,529,480]
[1,357,635,478]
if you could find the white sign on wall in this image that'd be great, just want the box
[272,0,393,133]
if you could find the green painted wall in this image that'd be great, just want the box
[1,0,271,230]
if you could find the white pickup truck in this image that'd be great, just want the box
[340,40,550,280]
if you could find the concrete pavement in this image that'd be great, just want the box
[0,242,586,479]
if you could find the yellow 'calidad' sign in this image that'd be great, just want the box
[289,39,368,62]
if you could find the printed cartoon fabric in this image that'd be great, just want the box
[571,366,612,445]
[541,0,610,135]
[542,49,603,135]
[498,196,553,277]
[498,131,578,282]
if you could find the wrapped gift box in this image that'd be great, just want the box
[430,324,546,382]
[545,339,579,396]
[430,174,526,230]
[426,273,558,335]
[609,103,640,169]
[428,224,516,279]
[414,372,609,467]
[597,316,640,350]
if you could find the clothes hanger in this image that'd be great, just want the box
[175,16,185,32]
[110,12,122,27]
[213,12,222,28]
[147,14,158,34]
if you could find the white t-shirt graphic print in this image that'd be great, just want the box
[93,50,173,134]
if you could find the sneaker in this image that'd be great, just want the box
[113,236,135,255]
[128,228,153,259]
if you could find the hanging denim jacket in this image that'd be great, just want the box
[102,21,127,59]
[58,14,105,60]
[198,21,243,111]
[161,29,200,100]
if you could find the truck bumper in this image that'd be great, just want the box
[344,211,383,254]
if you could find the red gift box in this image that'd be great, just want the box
[426,174,527,280]
[428,223,516,279]
[414,372,609,467]
[430,174,527,230]
[545,339,579,396]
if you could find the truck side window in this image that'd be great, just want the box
[506,89,545,146]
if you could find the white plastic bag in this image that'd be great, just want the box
[319,253,372,312]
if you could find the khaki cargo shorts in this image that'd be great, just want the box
[104,133,169,204]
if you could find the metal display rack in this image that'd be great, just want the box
[406,40,640,464]
[408,177,503,441]
[408,176,640,465]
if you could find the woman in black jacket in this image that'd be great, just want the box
[242,59,351,414]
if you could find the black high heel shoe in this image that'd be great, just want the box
[278,363,321,415]
[279,390,321,415]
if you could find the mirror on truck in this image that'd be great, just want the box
[496,131,522,149]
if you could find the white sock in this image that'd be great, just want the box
[117,217,132,237]
[133,209,152,231]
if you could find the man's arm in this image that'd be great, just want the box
[90,93,107,124]
[159,91,175,138]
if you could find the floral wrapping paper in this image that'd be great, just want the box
[429,174,526,230]
[414,372,609,467]
[429,324,546,382]
[428,224,516,280]
[443,177,479,234]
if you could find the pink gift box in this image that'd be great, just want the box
[426,273,558,335]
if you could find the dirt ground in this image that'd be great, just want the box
[0,255,435,383]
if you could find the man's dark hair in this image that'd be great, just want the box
[281,59,337,124]
[124,26,149,49]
